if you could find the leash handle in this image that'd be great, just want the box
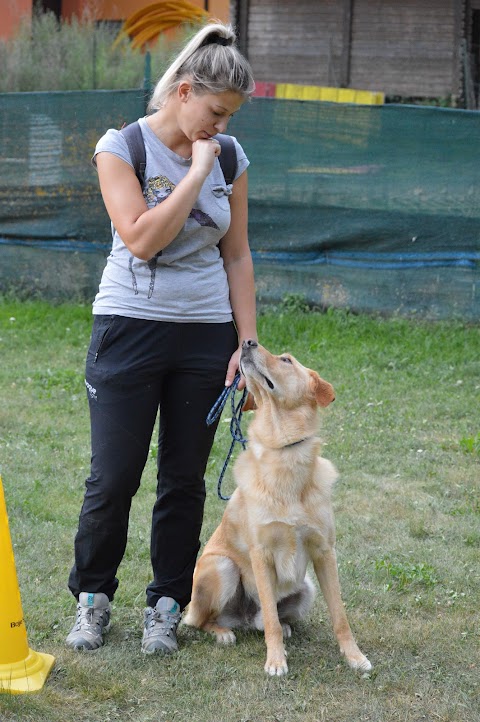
[206,373,248,501]
[206,373,241,426]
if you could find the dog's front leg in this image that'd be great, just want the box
[250,547,288,676]
[313,548,372,672]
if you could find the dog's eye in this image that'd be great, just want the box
[280,356,292,364]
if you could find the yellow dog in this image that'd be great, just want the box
[185,340,372,676]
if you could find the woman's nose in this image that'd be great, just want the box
[214,119,228,134]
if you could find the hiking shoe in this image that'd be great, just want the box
[66,592,111,651]
[142,597,181,654]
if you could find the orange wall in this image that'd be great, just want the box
[62,0,230,23]
[0,0,33,39]
[0,0,230,39]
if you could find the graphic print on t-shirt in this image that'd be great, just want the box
[127,175,220,299]
[144,175,219,229]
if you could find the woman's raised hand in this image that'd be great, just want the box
[190,138,221,178]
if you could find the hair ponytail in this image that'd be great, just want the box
[147,22,255,112]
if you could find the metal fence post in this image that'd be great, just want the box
[143,51,152,113]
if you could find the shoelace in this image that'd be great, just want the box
[75,605,106,631]
[147,610,179,635]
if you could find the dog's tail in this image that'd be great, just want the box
[183,582,213,628]
[184,555,241,629]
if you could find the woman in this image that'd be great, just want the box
[66,21,257,655]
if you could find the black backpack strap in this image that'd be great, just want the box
[214,133,238,186]
[120,123,237,188]
[120,121,146,187]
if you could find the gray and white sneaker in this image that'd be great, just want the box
[66,592,111,651]
[142,597,181,654]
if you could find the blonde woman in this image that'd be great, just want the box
[66,22,256,655]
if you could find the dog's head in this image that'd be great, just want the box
[240,340,335,413]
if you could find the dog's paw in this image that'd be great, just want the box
[281,623,292,639]
[264,652,288,676]
[340,640,372,673]
[215,629,236,645]
[343,650,372,673]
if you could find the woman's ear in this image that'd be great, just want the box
[178,81,192,103]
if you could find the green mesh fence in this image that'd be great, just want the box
[0,90,145,300]
[0,92,479,319]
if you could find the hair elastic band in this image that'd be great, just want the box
[209,35,231,47]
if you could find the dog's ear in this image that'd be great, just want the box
[242,391,257,412]
[309,370,335,407]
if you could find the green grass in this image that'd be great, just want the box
[0,299,479,721]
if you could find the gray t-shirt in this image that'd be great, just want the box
[92,116,249,322]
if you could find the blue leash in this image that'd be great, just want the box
[206,373,248,501]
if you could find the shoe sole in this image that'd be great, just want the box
[141,643,178,655]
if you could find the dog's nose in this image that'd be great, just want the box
[242,339,258,350]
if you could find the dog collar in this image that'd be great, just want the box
[282,436,313,449]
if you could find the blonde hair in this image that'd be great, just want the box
[148,22,255,112]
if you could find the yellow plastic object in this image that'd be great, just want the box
[353,90,384,105]
[319,87,339,102]
[337,88,355,103]
[274,83,287,99]
[115,0,209,50]
[0,476,55,694]
[301,85,324,101]
[274,83,384,105]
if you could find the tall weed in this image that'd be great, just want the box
[0,8,191,92]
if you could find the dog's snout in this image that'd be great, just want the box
[242,339,258,350]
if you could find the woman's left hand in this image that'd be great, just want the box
[225,346,246,390]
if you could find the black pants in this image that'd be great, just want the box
[68,315,238,610]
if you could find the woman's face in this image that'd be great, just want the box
[179,86,245,140]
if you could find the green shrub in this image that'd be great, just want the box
[459,432,480,455]
[0,7,192,92]
[374,557,438,592]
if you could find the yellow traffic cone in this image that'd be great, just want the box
[0,475,55,694]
